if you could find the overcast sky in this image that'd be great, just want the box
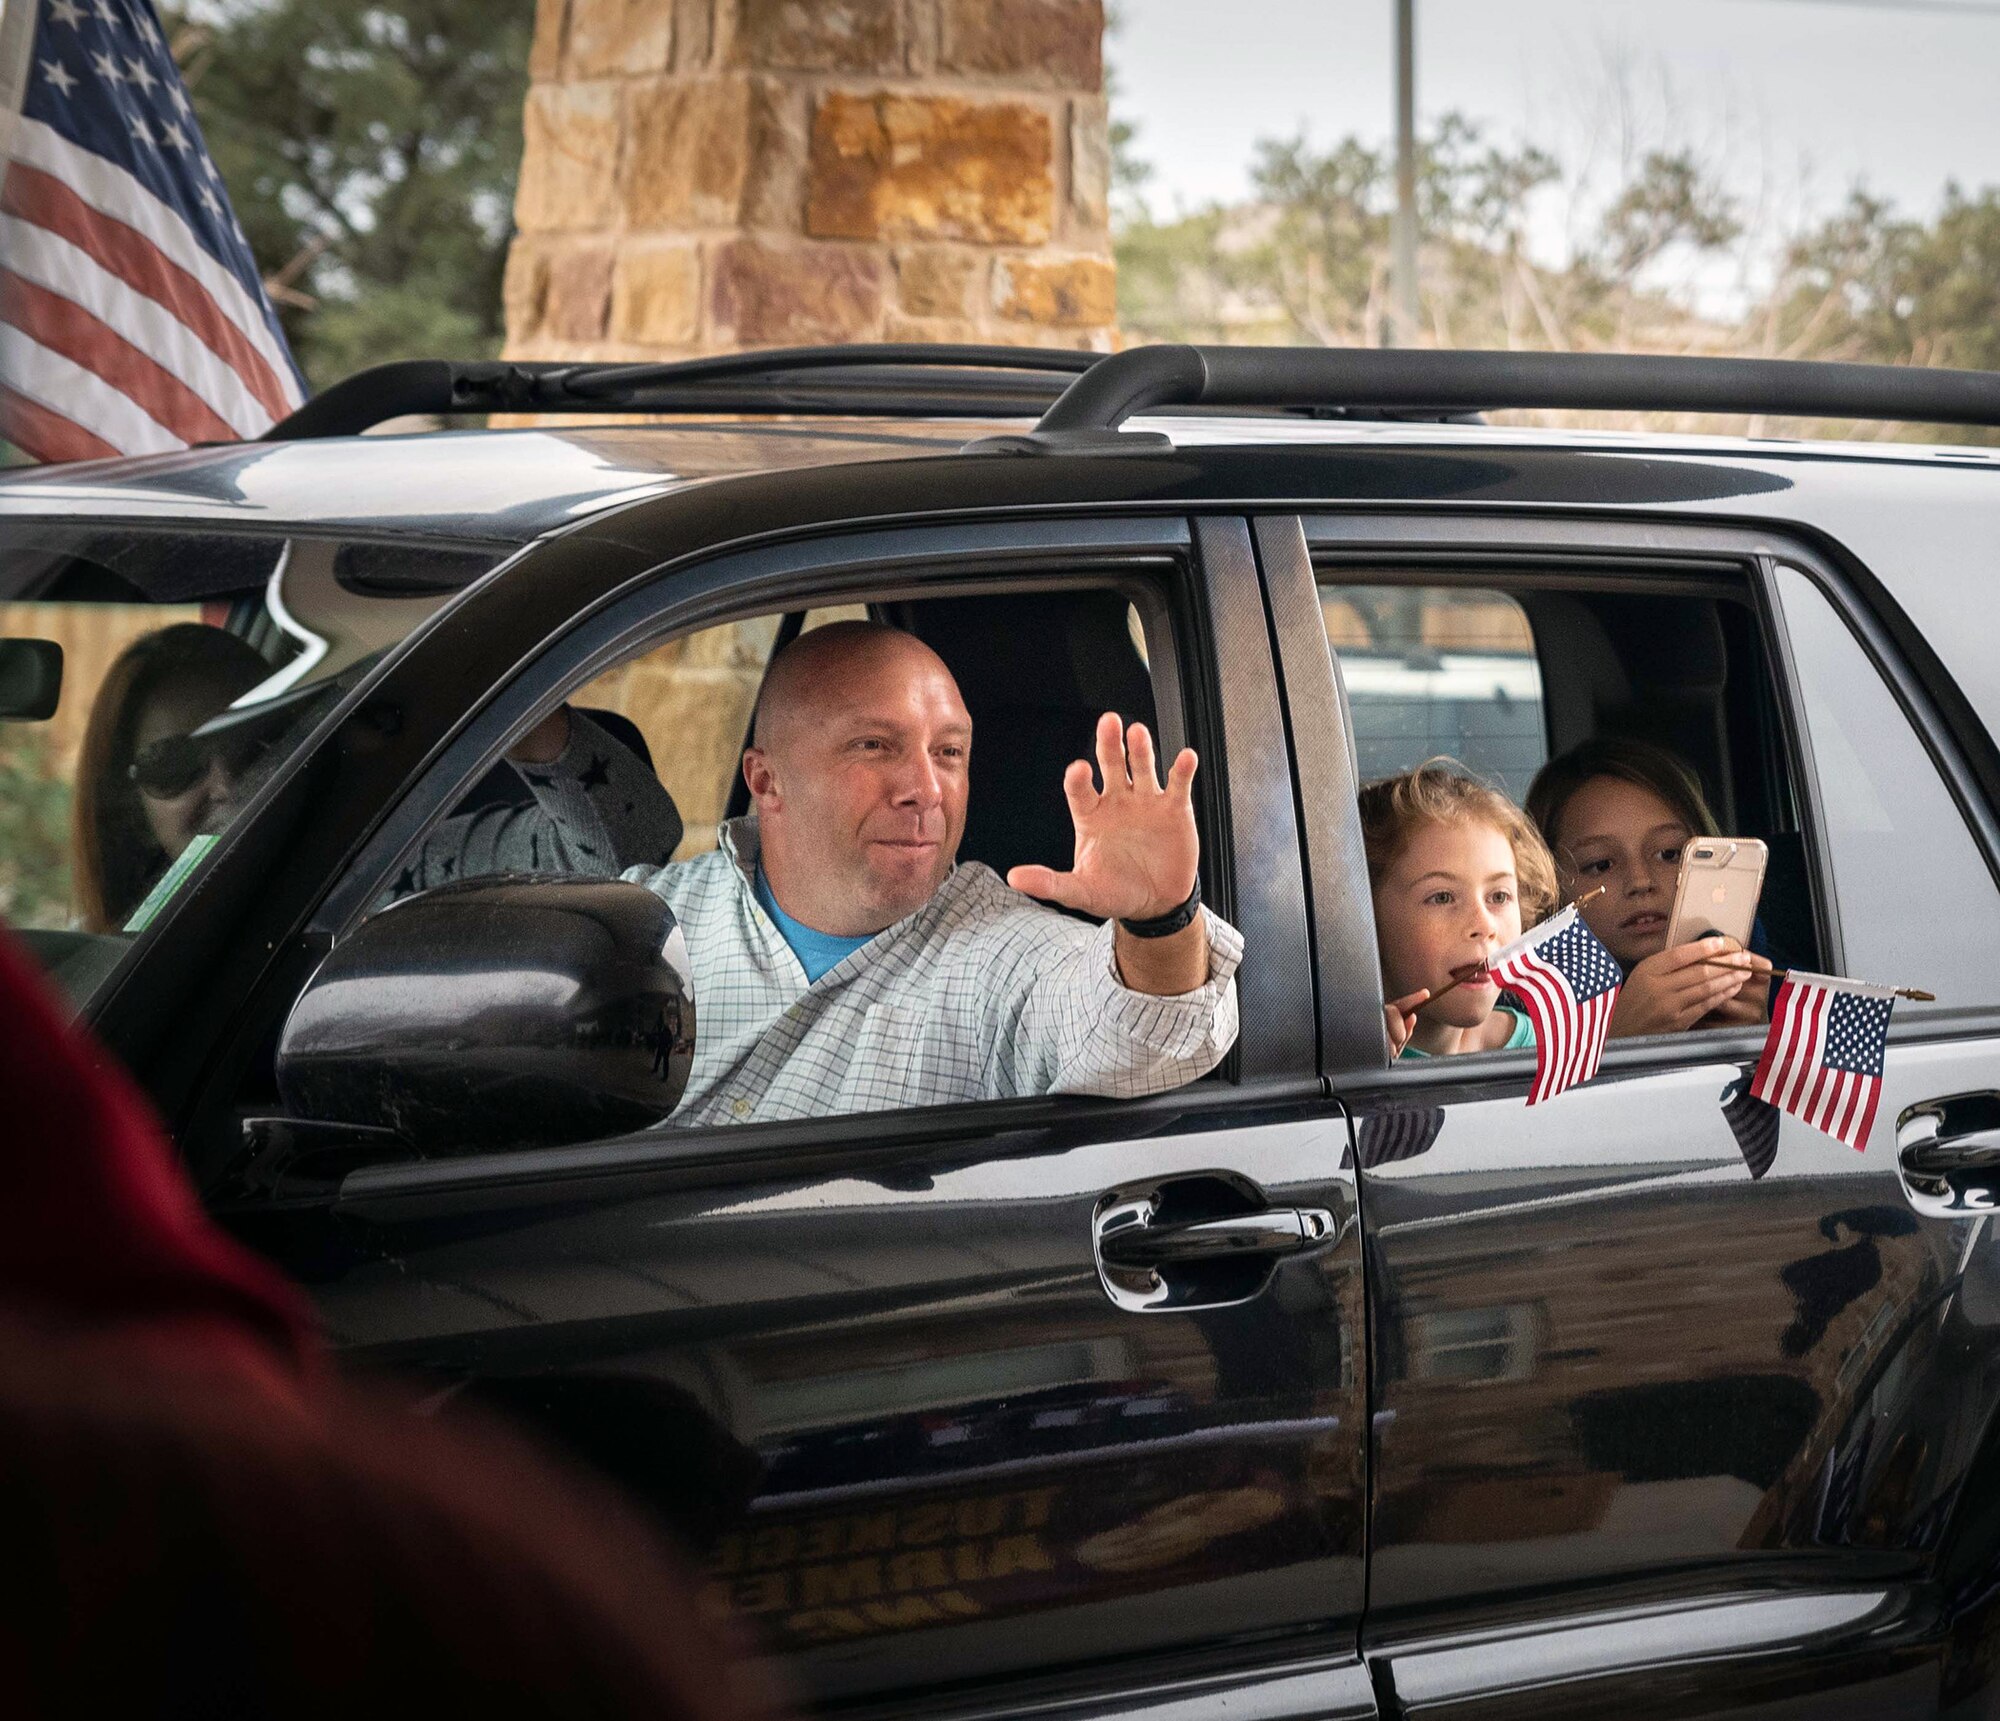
[1112,0,2000,292]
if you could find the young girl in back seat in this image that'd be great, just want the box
[1359,760,1560,1059]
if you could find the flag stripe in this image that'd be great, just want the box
[1840,1072,1872,1144]
[1508,961,1564,1102]
[3,159,286,424]
[1773,984,1819,1113]
[1791,989,1833,1115]
[0,322,180,451]
[8,115,299,404]
[1827,1071,1862,1143]
[1582,991,1611,1079]
[1,212,268,434]
[1762,980,1800,1106]
[0,261,238,443]
[0,379,120,462]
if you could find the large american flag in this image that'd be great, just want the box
[1750,972,1894,1153]
[0,0,304,462]
[1487,903,1622,1104]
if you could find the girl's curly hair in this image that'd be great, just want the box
[1357,758,1560,927]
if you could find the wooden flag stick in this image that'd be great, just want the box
[1421,887,1609,1005]
[1696,957,1935,1003]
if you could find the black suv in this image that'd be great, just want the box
[5,344,2000,1719]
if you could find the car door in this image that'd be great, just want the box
[1259,510,1999,1718]
[217,515,1377,1719]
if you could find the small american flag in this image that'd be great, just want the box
[1750,972,1894,1153]
[0,0,304,462]
[1486,903,1622,1104]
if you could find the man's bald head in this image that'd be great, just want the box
[751,622,957,753]
[742,621,974,935]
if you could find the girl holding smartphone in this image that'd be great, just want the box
[1527,736,1774,1037]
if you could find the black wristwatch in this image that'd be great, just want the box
[1118,877,1203,939]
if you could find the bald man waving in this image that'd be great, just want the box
[623,621,1242,1128]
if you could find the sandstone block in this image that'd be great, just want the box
[566,0,672,77]
[622,76,751,229]
[710,237,886,345]
[894,245,981,318]
[730,0,901,73]
[742,76,809,232]
[515,82,623,232]
[938,0,1100,88]
[973,323,1105,351]
[610,239,702,345]
[882,311,984,345]
[501,238,552,343]
[993,254,1115,326]
[807,92,1054,246]
[528,0,569,80]
[544,239,618,341]
[1068,96,1109,231]
[674,0,714,68]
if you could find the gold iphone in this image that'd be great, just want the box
[1665,837,1769,950]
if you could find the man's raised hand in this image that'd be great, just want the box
[1006,713,1200,921]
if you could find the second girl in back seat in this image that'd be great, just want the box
[1527,736,1772,1037]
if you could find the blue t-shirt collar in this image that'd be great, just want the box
[753,865,874,983]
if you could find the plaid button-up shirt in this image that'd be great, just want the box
[625,818,1242,1128]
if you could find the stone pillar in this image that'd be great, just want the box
[503,0,1114,362]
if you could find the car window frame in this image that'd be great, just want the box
[1266,511,1937,1089]
[223,511,1320,1204]
[1759,545,2000,1025]
[1759,546,2000,891]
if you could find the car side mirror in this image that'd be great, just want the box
[0,639,62,720]
[276,876,695,1155]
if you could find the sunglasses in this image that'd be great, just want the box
[128,730,264,799]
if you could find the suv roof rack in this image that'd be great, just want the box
[262,345,1100,440]
[968,344,2000,454]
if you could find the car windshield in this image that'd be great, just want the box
[0,522,494,1006]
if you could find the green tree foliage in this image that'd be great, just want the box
[161,0,534,391]
[1770,184,2000,376]
[1118,111,1740,354]
[0,728,74,929]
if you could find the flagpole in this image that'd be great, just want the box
[1698,958,1933,1003]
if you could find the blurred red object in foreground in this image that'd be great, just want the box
[0,927,779,1719]
[0,1321,772,1719]
[0,925,315,1394]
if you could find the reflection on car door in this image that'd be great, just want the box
[228,518,1376,1718]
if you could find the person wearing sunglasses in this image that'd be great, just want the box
[74,624,683,934]
[73,625,274,933]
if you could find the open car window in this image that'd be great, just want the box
[1316,564,1827,1064]
[252,572,1227,1176]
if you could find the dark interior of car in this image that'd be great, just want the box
[713,589,1160,892]
[1516,582,1821,970]
[431,568,1821,1011]
[892,590,1159,885]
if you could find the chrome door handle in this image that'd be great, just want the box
[1092,1184,1339,1312]
[1898,1094,2000,1215]
[1097,1206,1334,1270]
